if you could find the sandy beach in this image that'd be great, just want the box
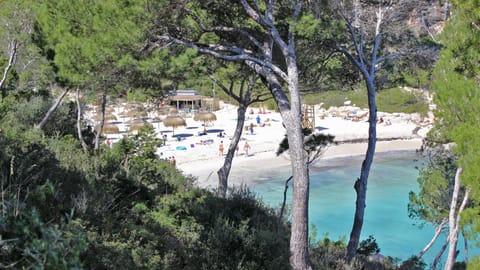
[90,101,432,189]
[154,103,431,189]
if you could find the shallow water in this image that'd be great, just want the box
[245,151,477,265]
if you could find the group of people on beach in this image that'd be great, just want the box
[219,140,251,157]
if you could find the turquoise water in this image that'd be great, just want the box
[248,151,477,265]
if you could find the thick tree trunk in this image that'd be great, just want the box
[418,218,448,259]
[217,105,247,197]
[284,58,310,270]
[75,88,88,152]
[35,87,69,130]
[0,39,18,98]
[346,78,377,261]
[94,91,107,151]
[258,59,309,269]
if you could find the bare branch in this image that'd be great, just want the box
[35,87,69,130]
[0,39,18,93]
[376,50,408,64]
[184,7,263,49]
[208,74,241,102]
[152,35,289,82]
[288,0,302,49]
[240,0,271,29]
[249,92,271,105]
[76,88,88,152]
[343,17,365,67]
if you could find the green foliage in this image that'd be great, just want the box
[305,87,429,114]
[408,148,457,226]
[277,128,335,160]
[35,0,149,92]
[401,69,431,90]
[309,236,348,270]
[357,235,380,256]
[1,95,77,138]
[397,256,427,270]
[0,200,87,269]
[428,0,480,250]
[467,257,480,269]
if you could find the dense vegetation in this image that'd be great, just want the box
[1,0,479,269]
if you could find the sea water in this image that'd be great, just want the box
[247,151,477,265]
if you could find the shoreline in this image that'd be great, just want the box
[178,138,424,189]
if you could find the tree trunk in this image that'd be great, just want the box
[217,105,247,197]
[463,231,468,264]
[418,218,447,259]
[445,168,470,270]
[94,91,107,151]
[432,236,449,270]
[0,39,18,99]
[35,87,69,130]
[279,176,293,225]
[346,78,377,261]
[284,57,310,270]
[75,88,88,152]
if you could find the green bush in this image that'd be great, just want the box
[0,200,87,269]
[357,235,380,256]
[308,87,429,115]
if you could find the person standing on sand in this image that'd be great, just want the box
[250,123,254,135]
[243,141,250,157]
[219,141,224,156]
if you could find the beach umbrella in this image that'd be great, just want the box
[194,111,217,133]
[105,107,115,113]
[151,116,164,129]
[104,114,118,121]
[129,122,154,132]
[163,115,186,136]
[125,118,145,126]
[126,109,147,118]
[125,101,144,110]
[97,124,120,135]
[95,113,117,122]
[169,108,178,114]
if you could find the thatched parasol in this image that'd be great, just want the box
[95,113,117,122]
[129,122,154,132]
[105,107,116,113]
[125,118,145,125]
[163,115,186,136]
[104,114,118,121]
[125,101,144,110]
[97,124,120,135]
[126,110,147,118]
[194,111,217,133]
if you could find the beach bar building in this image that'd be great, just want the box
[167,90,206,113]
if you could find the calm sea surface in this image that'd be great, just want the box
[244,151,477,265]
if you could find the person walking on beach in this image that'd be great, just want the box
[219,141,224,156]
[249,123,254,135]
[243,141,250,157]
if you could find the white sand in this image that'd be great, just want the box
[154,103,430,189]
[89,101,431,189]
